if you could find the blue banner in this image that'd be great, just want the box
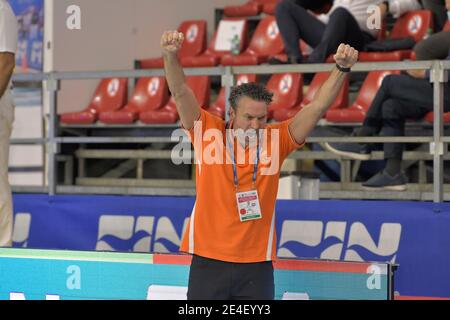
[10,0,44,71]
[11,194,450,299]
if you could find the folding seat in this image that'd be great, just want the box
[261,0,280,15]
[98,77,168,124]
[423,111,450,124]
[273,72,348,122]
[139,76,211,124]
[266,73,303,119]
[208,74,258,119]
[181,19,249,67]
[60,78,128,125]
[220,16,285,66]
[138,20,207,69]
[223,0,278,17]
[359,10,433,62]
[325,71,400,123]
[444,20,450,31]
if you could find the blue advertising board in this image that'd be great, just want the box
[10,0,44,71]
[11,194,450,299]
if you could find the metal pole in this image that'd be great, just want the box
[46,75,60,196]
[223,66,234,123]
[431,61,446,203]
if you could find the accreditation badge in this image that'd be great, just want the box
[235,189,262,222]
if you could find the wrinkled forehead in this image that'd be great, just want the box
[235,96,269,117]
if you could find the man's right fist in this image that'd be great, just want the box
[161,31,184,54]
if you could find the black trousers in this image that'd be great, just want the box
[187,255,275,300]
[363,74,450,160]
[275,0,374,63]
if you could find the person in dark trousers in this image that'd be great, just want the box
[323,44,450,190]
[414,0,450,60]
[270,0,422,65]
[422,0,449,32]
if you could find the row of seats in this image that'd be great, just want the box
[224,0,278,17]
[61,73,300,124]
[60,69,448,125]
[138,10,433,69]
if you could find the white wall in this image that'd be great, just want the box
[47,0,246,113]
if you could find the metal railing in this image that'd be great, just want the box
[11,60,449,202]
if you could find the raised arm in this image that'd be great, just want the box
[288,44,358,144]
[161,31,200,130]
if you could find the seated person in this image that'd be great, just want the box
[322,29,450,190]
[270,0,422,65]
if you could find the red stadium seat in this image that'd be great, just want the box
[273,72,349,122]
[444,20,450,31]
[138,20,207,69]
[60,78,128,125]
[326,71,400,123]
[423,111,450,123]
[262,0,280,15]
[181,19,249,67]
[221,16,285,66]
[208,74,258,119]
[359,10,433,62]
[139,76,211,124]
[267,73,303,119]
[98,77,169,124]
[224,0,278,17]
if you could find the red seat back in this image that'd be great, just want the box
[377,20,387,40]
[267,73,303,110]
[301,73,348,109]
[389,10,433,42]
[246,16,285,56]
[89,78,128,113]
[166,76,211,111]
[351,71,400,112]
[444,20,450,32]
[178,20,207,58]
[128,77,168,112]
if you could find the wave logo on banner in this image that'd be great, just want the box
[277,221,402,263]
[12,213,32,247]
[96,215,189,253]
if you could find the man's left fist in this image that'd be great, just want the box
[334,44,359,69]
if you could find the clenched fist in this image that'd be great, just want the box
[161,31,184,55]
[334,44,358,69]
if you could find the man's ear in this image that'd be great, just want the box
[229,107,235,121]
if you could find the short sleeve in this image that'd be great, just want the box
[270,119,305,163]
[183,109,225,148]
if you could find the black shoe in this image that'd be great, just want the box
[322,141,372,160]
[362,170,407,191]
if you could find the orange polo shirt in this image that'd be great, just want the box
[180,109,304,263]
